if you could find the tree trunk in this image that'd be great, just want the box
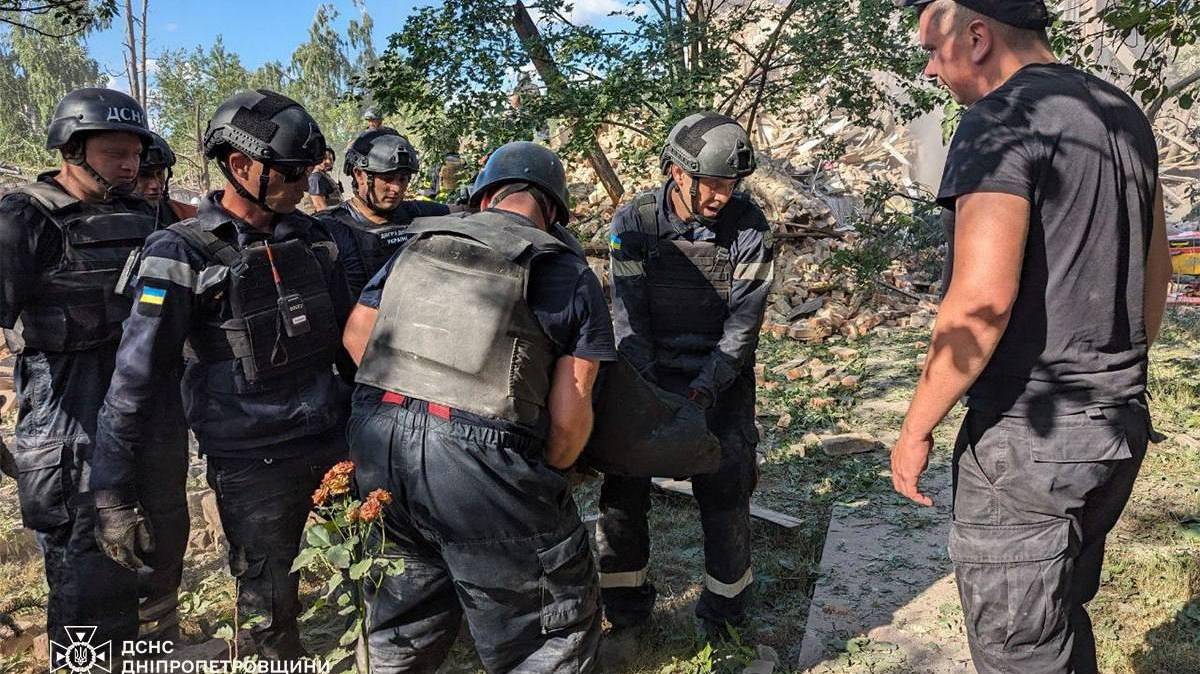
[195,100,208,191]
[140,0,149,109]
[123,0,139,103]
[511,1,624,205]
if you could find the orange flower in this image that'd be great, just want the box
[312,486,331,507]
[358,498,383,523]
[367,489,393,505]
[320,461,355,497]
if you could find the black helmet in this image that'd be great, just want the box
[661,111,755,179]
[344,129,420,215]
[343,128,420,176]
[468,141,570,225]
[204,89,325,212]
[46,87,152,151]
[141,132,176,172]
[203,89,326,167]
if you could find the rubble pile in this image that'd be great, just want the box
[563,117,941,344]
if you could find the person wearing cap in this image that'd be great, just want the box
[596,112,772,637]
[90,89,356,659]
[340,141,615,671]
[890,2,1170,673]
[306,146,343,212]
[362,107,383,131]
[314,128,450,298]
[0,87,164,647]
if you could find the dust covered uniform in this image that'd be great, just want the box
[597,180,773,628]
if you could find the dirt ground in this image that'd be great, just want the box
[1,309,1197,674]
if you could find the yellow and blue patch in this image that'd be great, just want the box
[609,233,622,251]
[137,285,166,316]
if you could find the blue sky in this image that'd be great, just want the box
[85,0,632,93]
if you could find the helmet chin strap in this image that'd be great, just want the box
[674,176,717,227]
[218,158,277,215]
[73,157,135,201]
[362,174,396,216]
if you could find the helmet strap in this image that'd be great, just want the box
[363,173,391,216]
[673,174,716,228]
[218,157,277,215]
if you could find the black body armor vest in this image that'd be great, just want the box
[7,182,156,353]
[168,221,340,383]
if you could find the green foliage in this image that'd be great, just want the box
[154,3,377,190]
[1052,0,1200,117]
[292,463,403,673]
[365,0,932,176]
[0,6,104,169]
[828,180,943,284]
[0,1,116,37]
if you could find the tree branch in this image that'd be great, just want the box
[1148,68,1200,121]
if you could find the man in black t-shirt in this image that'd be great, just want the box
[892,2,1171,673]
[306,147,342,211]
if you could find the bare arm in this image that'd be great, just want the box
[892,191,1029,506]
[545,355,602,469]
[342,303,379,366]
[310,194,329,211]
[1144,184,1170,346]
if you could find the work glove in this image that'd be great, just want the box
[94,491,155,571]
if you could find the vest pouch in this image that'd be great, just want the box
[239,288,338,382]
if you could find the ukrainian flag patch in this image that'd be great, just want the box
[137,285,166,316]
[609,233,622,250]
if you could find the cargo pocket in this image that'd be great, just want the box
[948,518,1071,653]
[536,526,599,634]
[1029,417,1131,463]
[13,442,71,531]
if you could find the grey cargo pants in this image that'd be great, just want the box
[950,400,1150,674]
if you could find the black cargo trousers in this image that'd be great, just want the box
[950,399,1151,674]
[11,347,137,647]
[133,372,190,642]
[348,394,602,674]
[595,369,759,630]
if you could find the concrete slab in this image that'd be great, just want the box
[797,466,975,674]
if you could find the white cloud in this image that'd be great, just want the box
[164,22,178,32]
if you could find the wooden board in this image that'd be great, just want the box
[651,478,804,529]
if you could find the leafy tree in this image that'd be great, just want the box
[0,7,104,169]
[0,0,114,37]
[153,37,254,188]
[364,0,931,177]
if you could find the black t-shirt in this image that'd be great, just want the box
[307,171,342,202]
[939,63,1158,415]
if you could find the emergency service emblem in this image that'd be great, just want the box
[50,625,112,673]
